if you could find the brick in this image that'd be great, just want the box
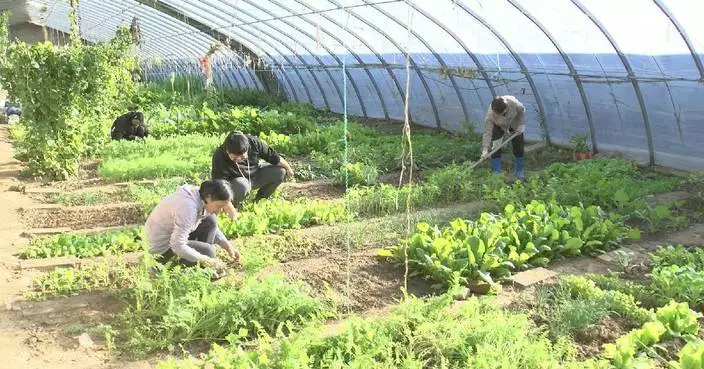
[510,267,558,288]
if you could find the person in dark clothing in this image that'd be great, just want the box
[111,111,149,140]
[211,130,294,209]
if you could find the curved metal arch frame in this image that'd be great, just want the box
[267,0,389,119]
[93,9,251,89]
[199,33,299,100]
[81,2,210,58]
[362,0,470,125]
[652,0,704,81]
[238,0,365,116]
[79,2,218,60]
[215,48,257,89]
[213,58,241,89]
[180,1,320,106]
[207,52,245,89]
[154,1,300,101]
[454,1,550,143]
[570,0,655,165]
[507,0,598,153]
[214,49,255,89]
[291,0,408,121]
[131,0,283,94]
[328,0,441,128]
[227,1,342,110]
[405,2,496,104]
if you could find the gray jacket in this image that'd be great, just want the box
[145,185,227,262]
[482,95,526,151]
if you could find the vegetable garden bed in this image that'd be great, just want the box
[4,83,704,369]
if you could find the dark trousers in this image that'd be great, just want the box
[490,124,525,159]
[159,214,218,267]
[229,165,286,206]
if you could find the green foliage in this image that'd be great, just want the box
[116,266,332,357]
[345,183,428,217]
[25,259,138,300]
[157,295,581,369]
[127,178,189,216]
[381,200,636,288]
[98,134,221,180]
[651,244,704,269]
[0,11,8,47]
[483,159,684,232]
[587,245,704,311]
[345,164,486,217]
[0,26,136,179]
[650,265,704,310]
[217,198,354,238]
[671,339,704,369]
[531,276,654,340]
[333,162,379,187]
[570,134,589,152]
[52,191,109,206]
[584,273,663,309]
[19,228,144,259]
[597,301,702,369]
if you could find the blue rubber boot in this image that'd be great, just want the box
[491,157,501,174]
[514,156,525,180]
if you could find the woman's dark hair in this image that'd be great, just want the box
[199,179,233,202]
[490,97,507,114]
[224,131,250,155]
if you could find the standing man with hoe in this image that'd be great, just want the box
[480,95,527,181]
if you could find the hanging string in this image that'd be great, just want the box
[343,13,351,316]
[396,0,414,295]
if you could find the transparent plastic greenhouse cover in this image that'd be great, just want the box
[32,0,704,170]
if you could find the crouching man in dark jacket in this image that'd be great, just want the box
[111,111,149,140]
[211,131,294,212]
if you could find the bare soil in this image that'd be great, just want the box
[572,315,638,360]
[18,202,143,230]
[0,126,152,369]
[260,248,436,313]
[281,179,345,200]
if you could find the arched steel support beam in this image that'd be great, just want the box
[267,0,387,119]
[405,2,496,104]
[164,1,301,101]
[224,2,336,110]
[328,0,441,128]
[80,1,257,91]
[181,0,321,107]
[214,58,239,89]
[455,2,551,143]
[507,0,598,153]
[365,0,470,124]
[571,0,655,165]
[292,0,407,121]
[652,0,704,81]
[132,0,281,95]
[239,0,361,115]
[78,2,205,57]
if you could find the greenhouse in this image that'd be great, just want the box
[0,1,703,368]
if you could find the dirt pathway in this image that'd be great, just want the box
[0,126,153,369]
